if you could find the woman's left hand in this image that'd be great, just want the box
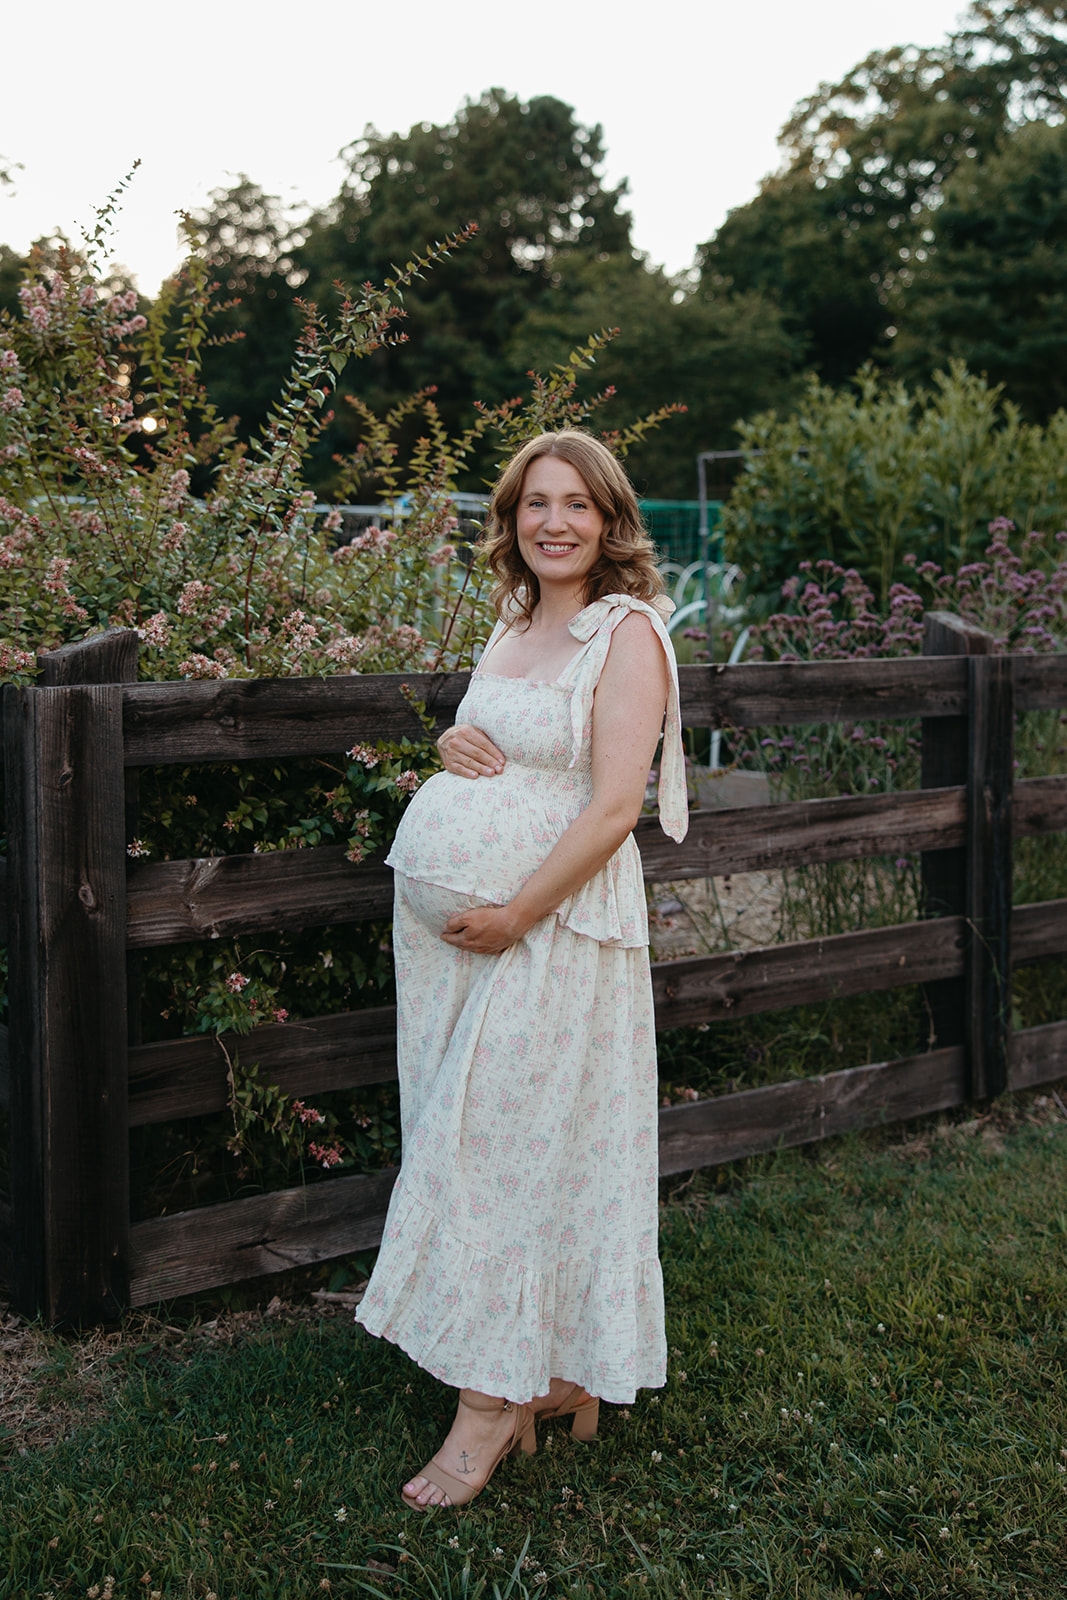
[441,905,525,954]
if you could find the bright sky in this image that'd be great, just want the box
[3,0,969,292]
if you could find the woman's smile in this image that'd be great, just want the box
[516,456,605,589]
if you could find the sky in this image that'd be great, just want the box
[2,0,971,292]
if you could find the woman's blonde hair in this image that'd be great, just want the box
[480,430,664,625]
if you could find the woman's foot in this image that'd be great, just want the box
[532,1377,592,1416]
[402,1389,533,1510]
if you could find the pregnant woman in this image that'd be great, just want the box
[355,428,688,1509]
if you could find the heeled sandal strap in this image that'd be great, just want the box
[457,1388,518,1413]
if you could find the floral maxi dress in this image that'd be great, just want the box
[354,595,689,1405]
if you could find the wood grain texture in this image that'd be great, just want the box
[636,786,966,882]
[917,613,997,1058]
[650,915,966,1030]
[127,848,393,948]
[677,655,969,729]
[658,1045,967,1176]
[129,1166,400,1304]
[118,656,981,769]
[128,1006,398,1126]
[0,1196,10,1290]
[37,628,140,687]
[1009,1019,1067,1090]
[966,654,1014,1098]
[1013,653,1067,712]
[3,684,130,1322]
[122,672,470,765]
[1012,898,1067,962]
[1014,776,1067,837]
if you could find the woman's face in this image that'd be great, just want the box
[515,455,606,596]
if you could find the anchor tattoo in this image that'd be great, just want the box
[456,1450,475,1474]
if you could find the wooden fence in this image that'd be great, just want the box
[1,610,1066,1324]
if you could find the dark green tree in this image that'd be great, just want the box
[891,120,1067,415]
[298,89,632,454]
[191,177,307,447]
[702,2,1067,381]
[511,254,804,495]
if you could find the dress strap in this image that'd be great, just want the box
[562,594,688,843]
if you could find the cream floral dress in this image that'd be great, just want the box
[355,595,688,1405]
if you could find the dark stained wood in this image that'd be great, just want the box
[919,613,996,1053]
[129,1166,400,1304]
[0,855,6,944]
[127,849,393,949]
[0,1021,8,1112]
[122,672,471,766]
[1013,653,1067,713]
[0,1196,10,1288]
[966,654,1014,1099]
[1014,776,1067,837]
[651,915,966,1030]
[636,786,966,882]
[1009,1019,1067,1091]
[3,683,129,1323]
[37,628,140,687]
[677,654,969,730]
[658,1045,967,1176]
[128,1006,399,1126]
[1012,898,1067,963]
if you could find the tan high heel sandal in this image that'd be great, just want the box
[535,1382,600,1442]
[401,1389,535,1511]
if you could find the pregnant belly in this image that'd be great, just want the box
[385,767,583,901]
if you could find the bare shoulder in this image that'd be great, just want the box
[604,610,668,673]
[608,609,661,651]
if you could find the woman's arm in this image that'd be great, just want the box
[441,613,669,954]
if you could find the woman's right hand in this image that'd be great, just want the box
[438,723,506,779]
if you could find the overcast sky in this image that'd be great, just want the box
[3,0,969,292]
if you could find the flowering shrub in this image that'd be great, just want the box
[1,185,682,1211]
[722,364,1067,608]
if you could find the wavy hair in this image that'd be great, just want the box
[480,430,664,626]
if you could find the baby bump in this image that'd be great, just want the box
[394,872,494,935]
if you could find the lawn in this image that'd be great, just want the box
[3,1092,1066,1600]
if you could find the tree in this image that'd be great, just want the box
[511,254,803,495]
[891,121,1067,415]
[296,89,632,478]
[702,2,1067,380]
[191,177,307,450]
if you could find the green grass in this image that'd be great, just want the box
[4,1098,1067,1600]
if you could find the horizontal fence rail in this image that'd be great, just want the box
[3,618,1067,1321]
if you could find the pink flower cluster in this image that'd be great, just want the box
[161,469,190,513]
[178,653,228,679]
[292,1100,326,1127]
[281,609,319,653]
[225,971,249,993]
[0,387,23,415]
[395,770,420,794]
[308,1141,344,1169]
[346,743,381,767]
[139,612,171,649]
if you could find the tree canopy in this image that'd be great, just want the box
[703,2,1067,410]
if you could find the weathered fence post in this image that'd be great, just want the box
[919,612,1012,1099]
[5,630,138,1322]
[966,654,1014,1098]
